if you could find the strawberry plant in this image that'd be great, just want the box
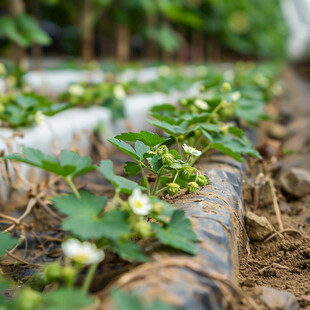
[0,92,69,128]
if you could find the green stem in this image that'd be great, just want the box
[65,177,81,199]
[82,263,98,293]
[138,160,155,174]
[140,166,150,195]
[155,186,168,196]
[190,145,211,166]
[150,214,169,225]
[111,189,120,209]
[172,171,179,183]
[206,100,226,124]
[151,167,163,195]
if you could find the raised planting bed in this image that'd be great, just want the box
[1,62,296,310]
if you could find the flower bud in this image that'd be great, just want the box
[220,82,231,93]
[134,221,151,238]
[45,262,62,283]
[167,183,180,196]
[188,181,199,193]
[181,166,194,180]
[152,202,164,215]
[180,98,188,106]
[62,265,77,286]
[197,175,210,187]
[156,145,168,155]
[162,153,174,166]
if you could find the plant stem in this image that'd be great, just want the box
[65,177,81,199]
[190,145,211,166]
[150,215,169,225]
[140,166,150,195]
[155,186,168,196]
[82,263,98,293]
[206,100,225,124]
[152,167,163,195]
[172,171,179,183]
[111,189,120,209]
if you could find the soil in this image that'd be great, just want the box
[238,67,310,309]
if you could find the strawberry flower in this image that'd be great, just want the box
[62,239,105,265]
[183,144,202,157]
[128,188,152,216]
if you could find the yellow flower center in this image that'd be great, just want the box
[134,200,143,209]
[75,253,89,264]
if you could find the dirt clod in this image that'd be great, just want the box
[279,168,310,198]
[245,211,274,241]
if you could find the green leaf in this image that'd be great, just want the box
[125,161,141,177]
[135,140,150,160]
[152,210,198,255]
[17,14,51,46]
[108,138,139,161]
[52,191,130,241]
[168,149,182,160]
[110,239,148,262]
[148,119,191,137]
[2,147,95,179]
[0,232,19,256]
[151,155,162,172]
[210,134,261,161]
[16,95,38,109]
[114,131,165,147]
[43,288,93,310]
[97,160,144,194]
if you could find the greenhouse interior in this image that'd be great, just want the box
[0,0,310,309]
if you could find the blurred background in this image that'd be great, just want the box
[0,0,304,69]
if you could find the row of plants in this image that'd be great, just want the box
[0,62,283,309]
[0,62,283,128]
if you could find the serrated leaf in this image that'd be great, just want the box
[168,149,181,160]
[108,138,139,161]
[97,160,144,194]
[125,161,141,177]
[114,131,165,147]
[135,140,150,160]
[51,191,130,240]
[2,147,95,179]
[0,232,19,256]
[148,119,191,137]
[151,155,162,172]
[110,239,148,262]
[152,210,198,255]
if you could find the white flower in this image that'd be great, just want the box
[0,63,6,75]
[159,65,171,77]
[183,144,202,157]
[128,188,152,216]
[35,111,46,126]
[113,84,126,100]
[62,239,105,265]
[231,91,241,101]
[68,84,85,97]
[194,99,209,110]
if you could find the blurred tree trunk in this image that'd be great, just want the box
[81,0,95,64]
[191,32,204,63]
[30,0,42,70]
[146,14,158,60]
[116,23,130,62]
[7,0,27,68]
